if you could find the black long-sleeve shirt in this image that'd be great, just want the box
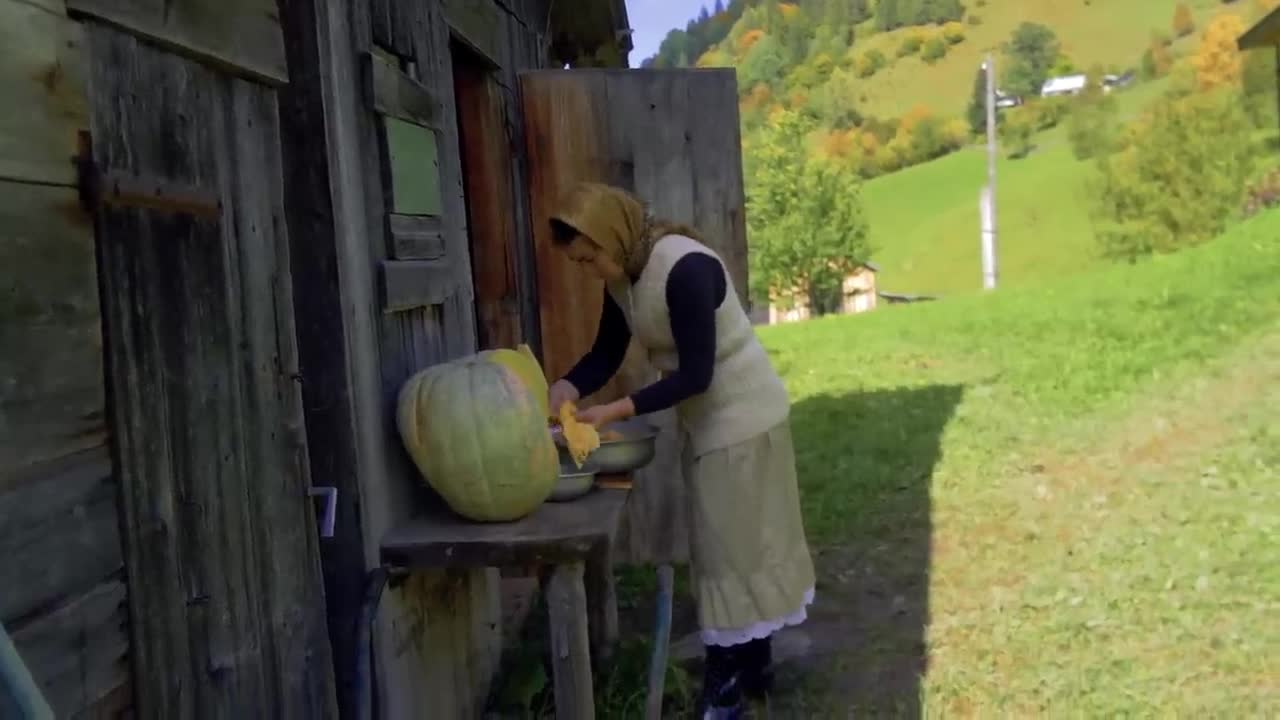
[562,253,728,415]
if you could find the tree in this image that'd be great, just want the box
[746,110,872,310]
[999,106,1036,159]
[1092,90,1253,262]
[1242,45,1280,128]
[1172,3,1196,37]
[738,34,788,89]
[1002,22,1062,97]
[966,66,988,134]
[921,35,948,63]
[1066,66,1119,160]
[1193,14,1247,91]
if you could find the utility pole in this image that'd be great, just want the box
[981,53,999,290]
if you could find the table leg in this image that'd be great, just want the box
[585,542,619,663]
[546,562,594,719]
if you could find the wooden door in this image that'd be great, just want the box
[71,4,337,716]
[520,68,748,565]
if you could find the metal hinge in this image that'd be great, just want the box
[75,130,222,219]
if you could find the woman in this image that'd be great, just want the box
[545,182,815,717]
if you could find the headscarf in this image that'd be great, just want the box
[550,182,703,280]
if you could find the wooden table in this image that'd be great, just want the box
[380,483,630,720]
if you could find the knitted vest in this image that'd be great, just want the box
[608,235,790,456]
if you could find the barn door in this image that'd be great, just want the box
[519,68,748,565]
[72,3,337,716]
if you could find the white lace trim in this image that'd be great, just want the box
[699,586,815,647]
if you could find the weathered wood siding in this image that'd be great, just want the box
[521,68,749,566]
[278,0,552,715]
[0,1,130,715]
[82,12,336,719]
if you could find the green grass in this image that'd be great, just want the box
[591,210,1277,717]
[755,209,1280,714]
[859,71,1274,297]
[502,212,1280,717]
[853,0,1235,119]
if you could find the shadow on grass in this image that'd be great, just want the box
[775,383,965,718]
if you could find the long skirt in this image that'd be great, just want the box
[681,419,816,647]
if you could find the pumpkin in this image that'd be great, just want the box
[558,401,600,468]
[481,343,549,419]
[396,354,558,522]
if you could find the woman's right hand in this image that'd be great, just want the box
[548,379,580,418]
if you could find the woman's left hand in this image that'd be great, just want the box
[576,398,635,428]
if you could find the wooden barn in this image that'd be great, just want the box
[0,0,750,717]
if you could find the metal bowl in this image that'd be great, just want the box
[553,417,659,474]
[548,461,598,503]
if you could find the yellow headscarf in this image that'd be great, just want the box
[550,182,702,279]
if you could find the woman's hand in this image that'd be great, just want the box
[575,398,635,428]
[548,379,580,418]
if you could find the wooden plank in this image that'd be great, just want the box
[0,451,118,624]
[380,259,460,311]
[380,486,629,569]
[390,213,446,259]
[0,181,105,485]
[9,580,129,718]
[584,541,618,661]
[453,42,522,349]
[86,24,336,717]
[0,1,89,187]
[443,0,504,67]
[388,0,417,60]
[275,0,375,714]
[519,69,749,566]
[67,0,288,85]
[384,117,444,215]
[366,49,443,128]
[545,562,595,720]
[369,0,392,51]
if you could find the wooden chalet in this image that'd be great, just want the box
[0,0,749,717]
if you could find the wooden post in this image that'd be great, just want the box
[584,542,619,662]
[546,563,594,719]
[983,53,999,290]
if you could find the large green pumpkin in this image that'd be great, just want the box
[396,355,558,522]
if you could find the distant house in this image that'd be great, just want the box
[1040,74,1088,97]
[841,262,881,315]
[766,262,881,325]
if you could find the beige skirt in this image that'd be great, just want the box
[681,419,816,645]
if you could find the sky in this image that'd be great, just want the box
[625,0,707,64]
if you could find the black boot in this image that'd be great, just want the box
[698,644,745,719]
[738,637,774,700]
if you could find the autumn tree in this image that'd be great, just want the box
[1193,14,1247,91]
[1092,90,1253,261]
[1172,3,1196,38]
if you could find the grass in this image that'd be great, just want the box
[853,0,1237,119]
[755,208,1280,715]
[562,210,1280,717]
[861,71,1280,297]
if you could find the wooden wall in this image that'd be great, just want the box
[0,1,130,715]
[277,0,556,715]
[520,68,749,566]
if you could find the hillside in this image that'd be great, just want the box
[644,0,1232,118]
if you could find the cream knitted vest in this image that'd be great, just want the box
[608,234,790,456]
